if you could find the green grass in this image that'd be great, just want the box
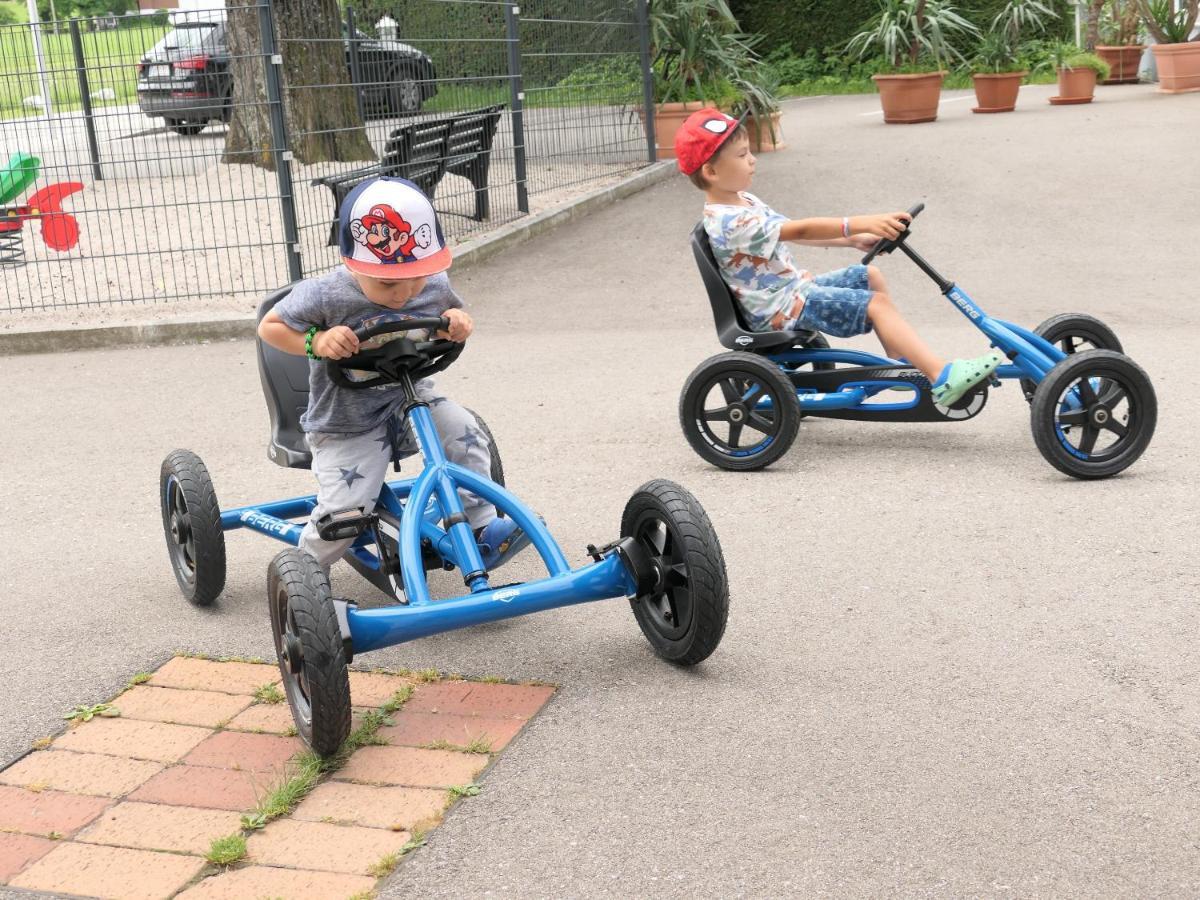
[205,833,247,867]
[253,683,285,705]
[0,20,166,121]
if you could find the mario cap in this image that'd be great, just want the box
[339,177,451,278]
[674,108,748,175]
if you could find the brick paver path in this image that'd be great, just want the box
[0,656,554,899]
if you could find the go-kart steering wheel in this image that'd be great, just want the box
[861,202,925,265]
[326,316,464,389]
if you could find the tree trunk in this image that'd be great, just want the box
[223,0,374,169]
[1084,0,1103,50]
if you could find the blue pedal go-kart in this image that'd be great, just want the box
[680,203,1157,479]
[161,289,730,755]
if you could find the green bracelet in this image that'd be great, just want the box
[305,326,322,360]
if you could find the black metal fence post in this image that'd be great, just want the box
[68,19,104,182]
[345,7,366,125]
[636,0,656,163]
[504,1,529,215]
[258,0,304,283]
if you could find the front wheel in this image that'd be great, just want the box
[268,549,351,758]
[168,120,207,136]
[1030,349,1156,479]
[679,352,801,471]
[387,72,422,115]
[1021,313,1123,401]
[622,480,729,666]
[160,450,226,606]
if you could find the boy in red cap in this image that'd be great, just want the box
[258,177,530,575]
[676,108,1000,406]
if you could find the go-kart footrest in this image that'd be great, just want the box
[316,508,375,542]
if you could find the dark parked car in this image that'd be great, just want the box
[136,14,438,136]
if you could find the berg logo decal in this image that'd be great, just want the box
[240,510,292,537]
[493,588,520,603]
[949,290,981,320]
[735,336,754,346]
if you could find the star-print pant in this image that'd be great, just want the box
[298,386,496,570]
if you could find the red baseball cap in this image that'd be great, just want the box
[674,108,748,175]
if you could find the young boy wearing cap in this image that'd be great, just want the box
[676,108,1001,406]
[258,176,529,573]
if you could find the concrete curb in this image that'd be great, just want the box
[0,161,676,357]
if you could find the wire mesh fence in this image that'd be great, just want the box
[0,0,653,315]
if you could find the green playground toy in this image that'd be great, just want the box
[1,152,85,267]
[0,153,41,205]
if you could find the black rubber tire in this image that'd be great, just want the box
[679,352,801,471]
[464,407,505,488]
[621,480,729,666]
[160,450,226,607]
[1030,349,1156,480]
[268,549,351,758]
[1021,313,1123,401]
[387,69,423,115]
[169,121,207,136]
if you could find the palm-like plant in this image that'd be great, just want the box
[991,0,1058,48]
[648,0,757,103]
[1137,0,1199,43]
[846,0,980,71]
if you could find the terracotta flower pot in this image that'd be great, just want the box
[1095,44,1145,84]
[746,111,785,152]
[871,71,945,123]
[1050,67,1097,105]
[1150,42,1200,94]
[639,100,711,160]
[970,71,1026,113]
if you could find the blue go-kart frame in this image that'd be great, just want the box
[681,202,1157,480]
[161,299,730,756]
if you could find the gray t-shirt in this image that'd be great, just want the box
[274,266,464,434]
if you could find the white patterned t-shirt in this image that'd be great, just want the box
[702,192,813,331]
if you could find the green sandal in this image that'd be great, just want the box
[930,351,1003,407]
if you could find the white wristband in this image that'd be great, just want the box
[841,216,851,238]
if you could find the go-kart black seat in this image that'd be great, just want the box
[690,222,820,353]
[256,285,313,469]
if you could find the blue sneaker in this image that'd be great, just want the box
[475,516,533,569]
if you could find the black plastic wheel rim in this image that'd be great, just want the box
[694,370,783,460]
[165,476,196,586]
[633,513,692,641]
[1053,370,1140,463]
[274,589,313,730]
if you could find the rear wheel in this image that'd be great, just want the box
[622,480,729,666]
[1021,313,1123,401]
[160,450,225,606]
[167,119,207,136]
[268,549,351,758]
[679,352,800,471]
[387,70,423,115]
[465,407,505,488]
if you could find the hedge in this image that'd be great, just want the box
[728,0,1076,57]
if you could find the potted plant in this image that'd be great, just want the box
[645,0,759,158]
[846,0,980,124]
[1049,42,1112,103]
[731,64,784,152]
[1088,0,1145,83]
[1138,0,1200,92]
[969,0,1058,113]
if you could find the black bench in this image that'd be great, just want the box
[314,104,505,246]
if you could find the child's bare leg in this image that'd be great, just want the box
[866,292,944,380]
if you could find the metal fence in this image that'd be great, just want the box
[0,0,654,314]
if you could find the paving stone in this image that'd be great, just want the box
[224,703,296,735]
[0,785,111,837]
[0,751,163,799]
[292,780,447,831]
[404,681,555,719]
[183,731,302,774]
[111,686,251,728]
[150,657,281,696]
[129,765,274,812]
[246,818,410,875]
[9,841,205,900]
[0,832,56,883]
[376,710,525,751]
[347,671,416,708]
[77,801,242,855]
[176,865,376,899]
[53,718,212,763]
[335,745,488,789]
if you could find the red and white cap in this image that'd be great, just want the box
[673,108,748,175]
[339,177,452,278]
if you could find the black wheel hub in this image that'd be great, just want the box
[166,480,196,581]
[282,632,304,676]
[698,374,781,456]
[633,515,691,641]
[1056,375,1132,460]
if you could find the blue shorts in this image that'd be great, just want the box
[793,265,873,338]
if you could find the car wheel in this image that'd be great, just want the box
[169,120,207,136]
[388,70,422,115]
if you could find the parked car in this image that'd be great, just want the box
[136,14,438,136]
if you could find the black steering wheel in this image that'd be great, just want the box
[326,316,463,389]
[861,202,925,265]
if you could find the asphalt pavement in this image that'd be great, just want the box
[2,83,1199,897]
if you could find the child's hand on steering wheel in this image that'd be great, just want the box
[439,308,474,342]
[848,234,879,254]
[315,325,360,360]
[857,211,912,241]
